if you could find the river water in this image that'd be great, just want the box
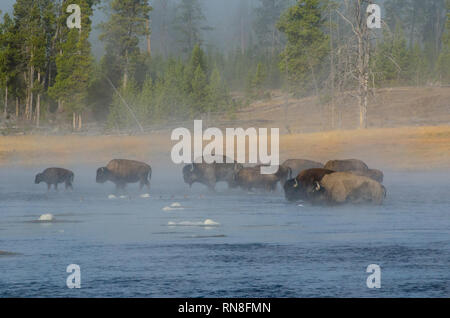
[0,166,449,297]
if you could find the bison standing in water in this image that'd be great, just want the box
[281,159,324,184]
[324,159,369,172]
[283,168,335,202]
[315,172,386,205]
[183,156,243,191]
[35,168,74,191]
[96,159,152,191]
[324,159,384,183]
[232,166,288,192]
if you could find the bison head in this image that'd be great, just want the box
[34,173,43,184]
[96,167,110,183]
[283,178,308,202]
[182,164,197,187]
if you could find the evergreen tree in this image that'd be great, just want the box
[437,0,450,82]
[277,0,329,95]
[99,0,153,88]
[173,0,211,54]
[48,0,94,130]
[0,13,19,118]
[254,0,289,57]
[373,24,412,84]
[208,65,229,112]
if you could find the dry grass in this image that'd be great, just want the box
[1,126,449,171]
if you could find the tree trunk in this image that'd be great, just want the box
[4,84,8,118]
[146,19,151,56]
[78,113,82,131]
[24,71,29,120]
[123,51,128,89]
[16,97,19,118]
[29,65,34,121]
[36,72,41,127]
[72,112,76,131]
[329,10,336,130]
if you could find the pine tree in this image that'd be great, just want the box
[173,0,211,55]
[277,0,329,95]
[208,65,229,112]
[0,13,19,118]
[99,0,153,89]
[48,0,94,130]
[437,0,450,83]
[373,24,412,84]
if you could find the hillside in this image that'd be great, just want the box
[225,87,450,133]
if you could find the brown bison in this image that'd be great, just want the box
[324,159,384,182]
[281,159,324,184]
[283,168,335,202]
[324,159,369,172]
[314,172,386,205]
[347,169,384,183]
[232,166,287,192]
[96,159,151,191]
[35,168,74,190]
[183,156,243,191]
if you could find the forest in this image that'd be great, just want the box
[0,0,448,133]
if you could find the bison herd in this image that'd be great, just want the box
[34,157,386,205]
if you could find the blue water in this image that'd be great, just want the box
[0,166,449,297]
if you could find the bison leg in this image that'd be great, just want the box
[54,183,59,191]
[115,182,127,194]
[65,181,73,191]
[47,183,51,191]
[140,178,150,191]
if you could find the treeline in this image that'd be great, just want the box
[0,0,449,131]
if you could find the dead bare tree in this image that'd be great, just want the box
[337,0,375,129]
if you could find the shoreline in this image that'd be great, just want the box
[0,125,449,171]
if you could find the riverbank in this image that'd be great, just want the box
[1,126,449,171]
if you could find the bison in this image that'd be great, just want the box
[281,159,324,184]
[283,168,335,202]
[324,159,384,182]
[347,169,384,183]
[96,159,152,191]
[35,168,74,191]
[324,159,369,172]
[183,156,243,191]
[232,166,287,192]
[313,172,386,205]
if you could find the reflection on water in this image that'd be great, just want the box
[0,167,449,297]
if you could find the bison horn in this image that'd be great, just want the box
[293,179,298,188]
[314,181,321,191]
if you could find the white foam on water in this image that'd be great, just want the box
[168,219,220,227]
[119,195,127,199]
[108,194,117,200]
[140,193,150,198]
[162,202,185,211]
[163,206,185,211]
[38,214,54,222]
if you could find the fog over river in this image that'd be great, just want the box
[0,165,449,297]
